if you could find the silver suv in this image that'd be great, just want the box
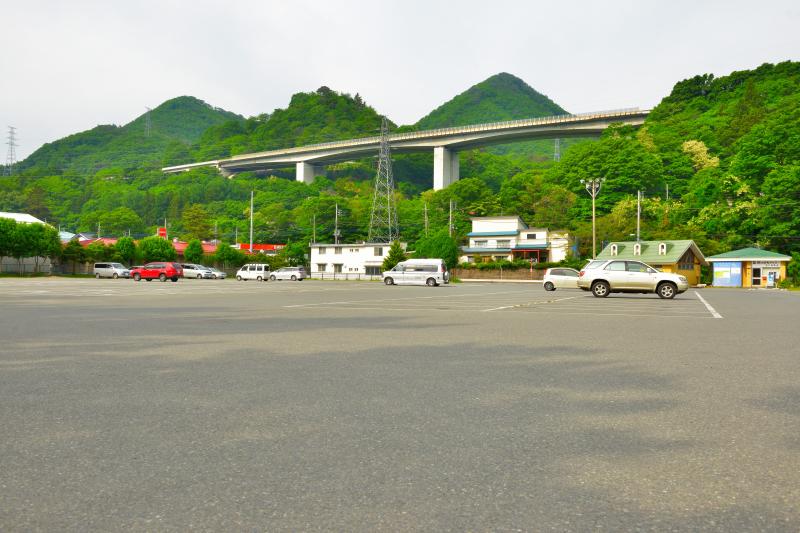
[577,259,689,299]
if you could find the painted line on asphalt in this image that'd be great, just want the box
[695,291,723,319]
[283,289,525,308]
[482,295,582,312]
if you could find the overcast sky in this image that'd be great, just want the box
[2,0,799,160]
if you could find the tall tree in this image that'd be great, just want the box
[182,204,212,240]
[139,236,177,262]
[184,239,204,264]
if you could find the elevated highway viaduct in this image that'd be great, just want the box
[162,109,649,190]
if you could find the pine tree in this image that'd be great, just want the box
[382,241,407,271]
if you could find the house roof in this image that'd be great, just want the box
[467,231,519,237]
[79,237,119,247]
[173,241,218,254]
[597,240,708,266]
[461,247,512,253]
[707,247,791,262]
[0,211,48,225]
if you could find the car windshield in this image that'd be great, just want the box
[110,263,125,268]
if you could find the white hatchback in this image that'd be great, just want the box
[236,263,271,281]
[543,267,580,291]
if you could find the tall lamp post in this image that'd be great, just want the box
[580,178,605,258]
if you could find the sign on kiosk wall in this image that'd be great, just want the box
[713,261,742,287]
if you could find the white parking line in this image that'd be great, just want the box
[482,295,582,312]
[695,291,723,319]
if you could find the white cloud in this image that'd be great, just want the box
[1,0,798,159]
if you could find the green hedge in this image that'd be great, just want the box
[458,258,585,271]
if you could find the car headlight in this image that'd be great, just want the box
[679,276,687,282]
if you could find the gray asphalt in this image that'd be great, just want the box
[1,279,799,531]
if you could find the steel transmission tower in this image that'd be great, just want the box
[368,117,398,242]
[144,107,152,137]
[5,126,18,175]
[554,138,561,162]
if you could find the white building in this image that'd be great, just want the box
[310,242,406,279]
[460,216,570,264]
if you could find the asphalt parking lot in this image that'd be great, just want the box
[1,278,799,531]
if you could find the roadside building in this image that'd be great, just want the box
[459,216,569,264]
[235,243,285,256]
[310,242,406,278]
[596,240,707,286]
[707,247,791,288]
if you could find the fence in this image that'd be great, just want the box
[452,267,545,281]
[310,272,382,281]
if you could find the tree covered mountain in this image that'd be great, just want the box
[19,96,243,175]
[416,72,566,129]
[2,63,799,269]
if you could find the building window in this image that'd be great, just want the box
[610,244,618,256]
[318,247,326,255]
[349,248,357,253]
[316,263,327,272]
[474,240,488,247]
[659,242,667,255]
[678,250,694,270]
[527,233,538,239]
[365,266,381,275]
[496,240,510,247]
[333,264,342,273]
[374,247,383,256]
[466,256,473,263]
[633,243,641,256]
[334,247,342,255]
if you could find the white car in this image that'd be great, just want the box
[383,259,449,287]
[207,267,227,279]
[542,267,580,291]
[269,267,307,281]
[182,263,213,279]
[236,263,270,281]
[577,259,689,299]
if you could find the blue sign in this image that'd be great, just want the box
[713,261,742,287]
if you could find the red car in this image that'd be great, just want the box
[130,262,183,282]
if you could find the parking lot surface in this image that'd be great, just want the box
[1,278,799,531]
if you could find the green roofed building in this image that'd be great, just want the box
[596,240,707,286]
[706,248,791,288]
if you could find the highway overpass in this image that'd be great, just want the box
[163,108,649,190]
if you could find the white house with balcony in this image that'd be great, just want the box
[310,242,407,278]
[459,216,570,264]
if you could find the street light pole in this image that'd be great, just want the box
[580,178,605,258]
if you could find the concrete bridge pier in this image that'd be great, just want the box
[296,162,324,184]
[433,146,459,190]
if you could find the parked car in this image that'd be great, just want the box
[383,259,449,287]
[236,263,270,281]
[93,262,130,279]
[577,259,688,299]
[182,263,214,279]
[269,266,307,281]
[207,267,227,279]
[543,267,580,291]
[130,262,183,282]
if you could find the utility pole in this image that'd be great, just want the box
[97,222,101,239]
[312,214,316,244]
[580,178,605,258]
[164,218,167,239]
[214,221,218,244]
[636,190,641,242]
[333,203,341,245]
[554,138,561,162]
[249,190,254,255]
[423,202,429,237]
[368,117,398,242]
[5,126,17,176]
[448,199,454,237]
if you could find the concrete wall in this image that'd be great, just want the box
[0,256,52,274]
[453,267,545,281]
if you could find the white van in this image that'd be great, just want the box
[236,263,270,281]
[93,262,130,279]
[383,259,449,287]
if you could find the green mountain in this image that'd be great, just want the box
[191,87,390,162]
[414,72,573,161]
[416,72,566,129]
[19,96,243,175]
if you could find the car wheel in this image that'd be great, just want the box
[133,273,141,281]
[112,273,119,279]
[159,273,167,282]
[95,273,101,279]
[426,277,437,287]
[657,282,677,299]
[172,277,178,282]
[256,276,263,281]
[146,279,152,282]
[384,277,394,285]
[291,275,297,281]
[544,281,555,291]
[270,275,276,281]
[591,280,610,298]
[236,275,242,281]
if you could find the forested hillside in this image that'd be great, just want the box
[1,63,799,269]
[19,96,242,176]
